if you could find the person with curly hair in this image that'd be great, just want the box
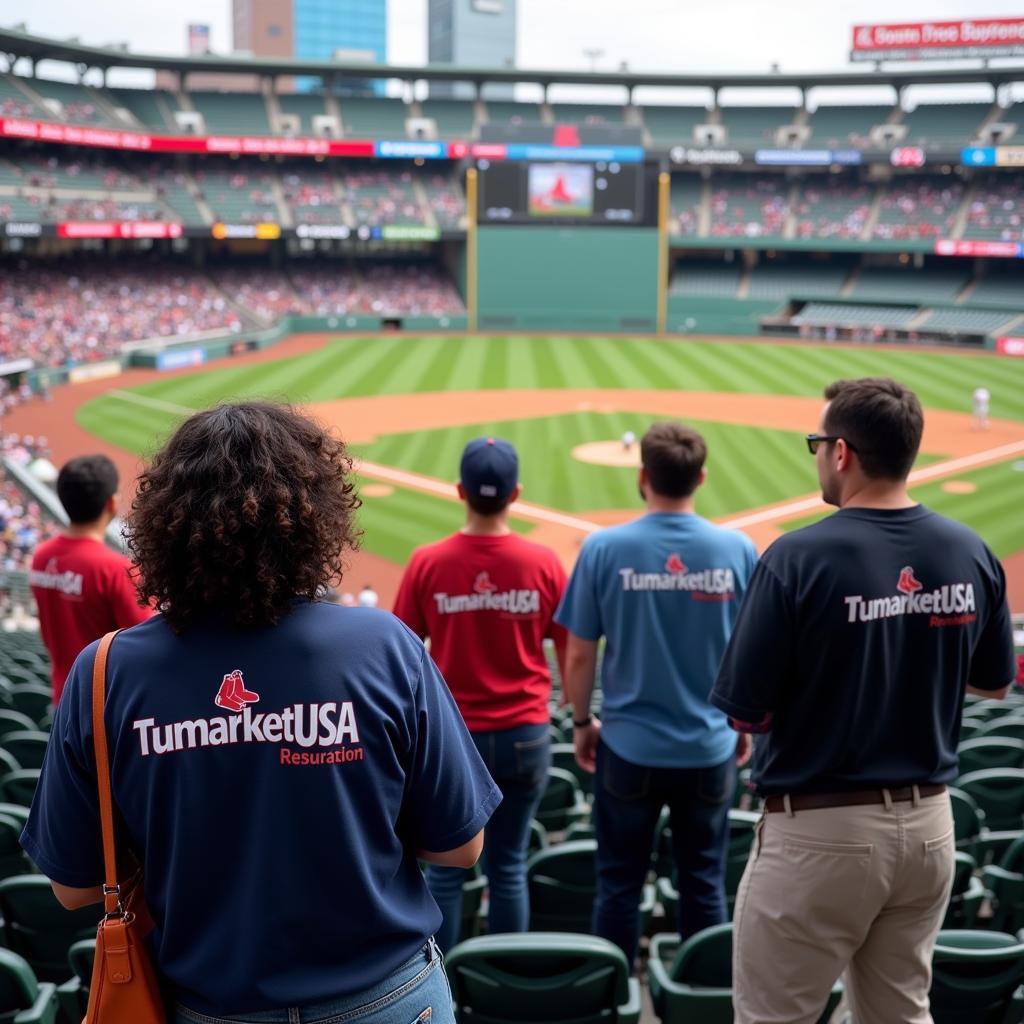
[21,402,500,1024]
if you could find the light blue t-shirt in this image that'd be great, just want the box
[556,512,758,768]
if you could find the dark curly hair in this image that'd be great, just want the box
[128,402,361,631]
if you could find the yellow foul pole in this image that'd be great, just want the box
[656,170,669,336]
[466,167,478,332]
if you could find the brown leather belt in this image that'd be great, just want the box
[763,784,946,814]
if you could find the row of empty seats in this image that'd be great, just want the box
[1,76,1018,148]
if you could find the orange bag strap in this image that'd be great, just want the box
[91,630,122,918]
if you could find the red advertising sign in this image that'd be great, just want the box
[0,118,378,159]
[890,146,925,168]
[997,337,1024,357]
[852,18,1024,60]
[56,221,184,239]
[934,239,1022,259]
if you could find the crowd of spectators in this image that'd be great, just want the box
[964,176,1024,242]
[0,264,244,367]
[709,178,789,238]
[286,263,465,316]
[0,97,36,119]
[421,174,466,231]
[793,183,871,239]
[213,268,305,324]
[873,178,964,240]
[343,170,427,227]
[0,435,59,575]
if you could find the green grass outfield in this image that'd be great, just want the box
[77,335,1024,566]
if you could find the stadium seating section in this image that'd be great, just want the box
[805,105,890,148]
[964,175,1024,242]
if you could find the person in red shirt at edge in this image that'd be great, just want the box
[30,455,152,704]
[394,436,568,951]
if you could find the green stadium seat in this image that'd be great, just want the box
[929,930,1024,1024]
[648,926,842,1024]
[526,840,654,934]
[0,751,20,778]
[958,737,1024,774]
[528,819,547,855]
[459,865,487,945]
[55,939,94,1024]
[979,716,1024,741]
[550,743,592,797]
[0,735,48,773]
[0,813,31,881]
[446,932,641,1024]
[6,689,50,728]
[957,769,1024,832]
[534,768,588,834]
[655,810,759,926]
[942,852,983,929]
[0,713,40,743]
[0,947,58,1024]
[958,719,984,742]
[981,834,1024,933]
[0,771,39,809]
[0,877,99,983]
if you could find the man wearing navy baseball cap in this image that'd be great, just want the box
[394,436,567,950]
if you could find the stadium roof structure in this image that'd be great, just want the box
[2,26,1024,91]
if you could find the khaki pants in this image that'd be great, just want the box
[732,790,955,1024]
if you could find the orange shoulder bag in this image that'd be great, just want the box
[86,630,166,1024]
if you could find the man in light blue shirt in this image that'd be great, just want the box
[556,421,756,964]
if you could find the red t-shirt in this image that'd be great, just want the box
[393,532,568,732]
[30,534,154,704]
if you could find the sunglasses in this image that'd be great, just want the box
[805,434,859,455]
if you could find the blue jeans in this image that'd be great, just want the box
[592,740,735,964]
[426,722,550,952]
[174,940,451,1024]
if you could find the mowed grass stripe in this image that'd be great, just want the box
[782,459,1024,558]
[119,336,1024,421]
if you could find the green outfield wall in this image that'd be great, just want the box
[477,227,659,332]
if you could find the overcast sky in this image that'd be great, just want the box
[6,1,1024,103]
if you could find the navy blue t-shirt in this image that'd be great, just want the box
[22,602,500,1014]
[711,505,1015,795]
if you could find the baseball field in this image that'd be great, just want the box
[12,333,1024,609]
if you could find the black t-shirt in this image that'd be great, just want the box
[711,505,1015,795]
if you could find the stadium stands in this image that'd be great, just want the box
[964,175,1024,242]
[191,91,272,135]
[483,101,544,124]
[708,175,789,238]
[551,103,625,125]
[745,263,849,300]
[805,105,892,148]
[793,179,872,239]
[193,160,280,223]
[19,79,114,127]
[281,165,345,225]
[642,106,709,148]
[851,268,967,304]
[670,262,741,298]
[420,99,477,138]
[718,106,799,147]
[969,272,1024,309]
[900,103,991,149]
[343,169,427,227]
[0,76,39,120]
[669,174,702,236]
[873,176,965,241]
[107,87,178,130]
[420,173,465,230]
[338,97,408,138]
[0,265,245,365]
[276,93,329,135]
[792,301,918,330]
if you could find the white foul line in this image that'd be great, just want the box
[720,438,1024,530]
[108,389,197,416]
[357,460,600,533]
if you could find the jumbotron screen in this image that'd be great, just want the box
[479,160,650,225]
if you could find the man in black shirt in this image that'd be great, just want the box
[711,377,1015,1024]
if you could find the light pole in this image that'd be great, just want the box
[582,48,604,72]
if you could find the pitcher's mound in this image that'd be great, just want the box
[573,441,642,468]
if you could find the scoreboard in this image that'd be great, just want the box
[478,160,656,227]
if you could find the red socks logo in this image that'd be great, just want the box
[473,571,498,594]
[896,566,924,595]
[665,553,688,574]
[214,670,260,713]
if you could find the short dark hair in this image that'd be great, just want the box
[823,377,923,481]
[56,455,119,524]
[641,422,707,498]
[128,402,361,632]
[464,492,512,516]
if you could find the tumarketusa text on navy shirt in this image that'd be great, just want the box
[21,602,500,1014]
[710,505,1015,796]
